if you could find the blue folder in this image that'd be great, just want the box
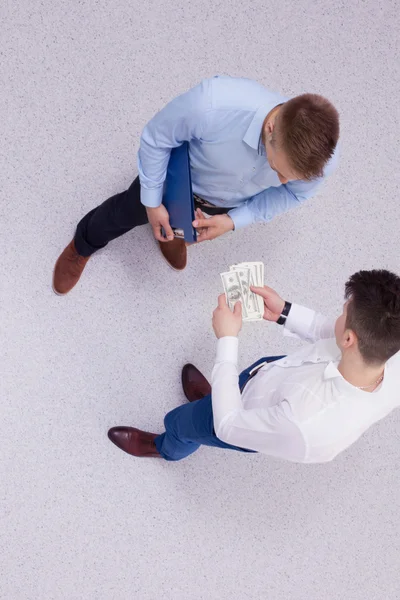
[162,142,197,243]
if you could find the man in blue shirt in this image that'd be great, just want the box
[53,76,339,295]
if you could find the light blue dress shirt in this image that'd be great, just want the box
[138,76,338,230]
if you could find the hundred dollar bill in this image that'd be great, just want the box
[230,262,264,317]
[230,267,252,312]
[234,262,263,285]
[220,271,248,318]
[221,262,265,322]
[229,266,260,317]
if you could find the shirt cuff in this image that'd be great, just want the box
[228,205,255,230]
[215,336,239,364]
[284,303,316,339]
[139,185,163,208]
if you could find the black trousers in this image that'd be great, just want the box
[74,176,232,257]
[74,177,148,257]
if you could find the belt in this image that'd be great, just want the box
[194,195,234,216]
[240,361,269,393]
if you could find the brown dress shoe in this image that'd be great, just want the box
[159,237,187,271]
[53,240,90,295]
[181,364,211,402]
[108,427,161,458]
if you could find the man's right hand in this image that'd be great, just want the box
[146,205,174,242]
[212,294,242,339]
[250,285,286,322]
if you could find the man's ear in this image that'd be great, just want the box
[265,119,274,141]
[343,329,357,349]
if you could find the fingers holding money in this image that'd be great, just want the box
[220,271,248,317]
[146,205,174,242]
[193,208,206,240]
[195,208,206,220]
[233,300,242,316]
[220,262,265,322]
[213,295,242,338]
[218,293,227,308]
[193,214,235,242]
[250,285,285,321]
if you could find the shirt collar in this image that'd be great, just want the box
[323,361,343,381]
[323,361,356,395]
[243,97,288,155]
[242,106,270,154]
[323,360,386,395]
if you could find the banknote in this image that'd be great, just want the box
[221,261,265,322]
[220,271,248,318]
[230,267,252,313]
[229,262,264,317]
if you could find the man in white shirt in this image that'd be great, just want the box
[108,269,400,462]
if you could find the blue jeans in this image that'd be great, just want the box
[154,355,285,461]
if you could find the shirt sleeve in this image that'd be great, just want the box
[284,303,336,343]
[211,336,306,461]
[228,147,339,230]
[138,79,211,208]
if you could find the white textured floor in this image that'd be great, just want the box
[1,1,400,599]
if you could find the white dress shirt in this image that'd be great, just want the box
[211,304,400,463]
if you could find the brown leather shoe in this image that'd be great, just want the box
[52,240,90,295]
[181,364,211,402]
[108,427,161,457]
[159,237,187,271]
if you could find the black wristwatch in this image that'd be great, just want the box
[277,301,292,325]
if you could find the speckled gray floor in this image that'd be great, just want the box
[1,1,400,599]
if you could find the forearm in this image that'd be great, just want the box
[228,174,329,230]
[211,337,243,435]
[228,186,302,230]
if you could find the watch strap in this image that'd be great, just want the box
[277,301,292,325]
[281,301,292,317]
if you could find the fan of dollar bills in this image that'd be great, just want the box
[220,262,265,322]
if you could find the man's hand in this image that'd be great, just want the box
[212,294,242,338]
[193,212,234,242]
[146,205,174,242]
[250,285,285,322]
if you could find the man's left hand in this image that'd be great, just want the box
[193,212,234,242]
[212,294,242,339]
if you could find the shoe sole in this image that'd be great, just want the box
[52,284,68,296]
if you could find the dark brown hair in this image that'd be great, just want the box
[276,94,339,180]
[345,270,400,364]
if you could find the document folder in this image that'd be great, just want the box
[162,142,197,243]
